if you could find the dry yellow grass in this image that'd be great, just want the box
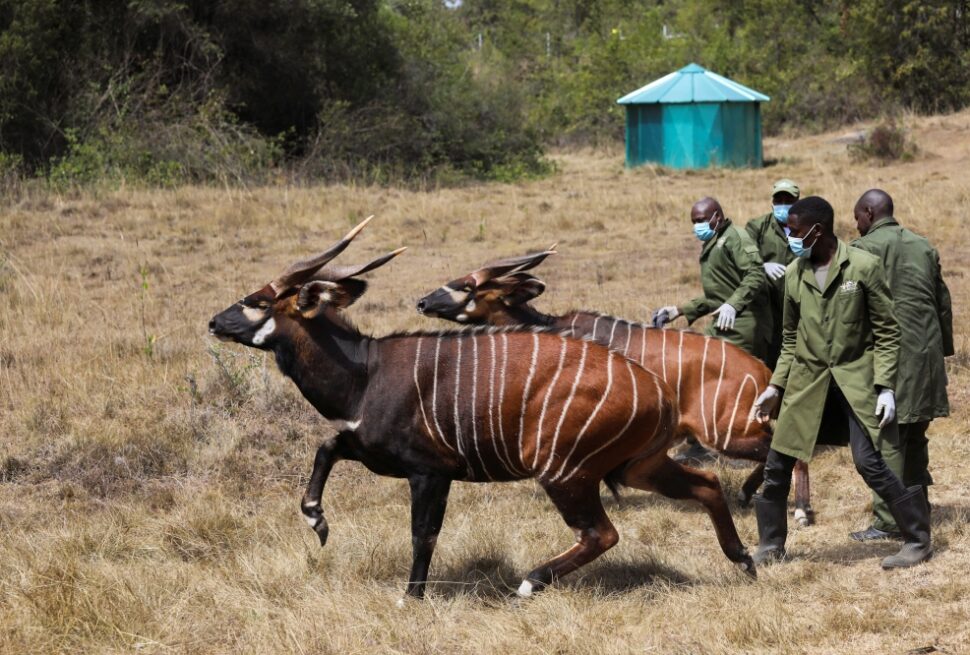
[2,111,969,655]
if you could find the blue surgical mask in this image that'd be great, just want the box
[772,205,791,223]
[788,224,820,258]
[694,221,716,242]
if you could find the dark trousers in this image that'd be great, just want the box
[763,386,907,505]
[899,421,933,488]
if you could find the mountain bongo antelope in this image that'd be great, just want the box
[208,219,755,602]
[416,247,815,525]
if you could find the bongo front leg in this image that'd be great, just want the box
[792,460,814,526]
[738,463,766,507]
[403,474,452,600]
[517,483,619,597]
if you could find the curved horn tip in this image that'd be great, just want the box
[344,214,375,240]
[547,242,558,251]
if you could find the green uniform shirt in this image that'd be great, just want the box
[679,219,773,360]
[770,240,901,462]
[851,217,953,423]
[746,212,796,368]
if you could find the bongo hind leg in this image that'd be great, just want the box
[517,483,619,597]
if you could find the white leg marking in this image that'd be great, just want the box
[304,500,319,508]
[551,350,614,482]
[517,333,541,471]
[453,337,466,459]
[723,373,758,451]
[470,336,491,480]
[517,580,534,597]
[700,337,710,443]
[305,514,319,528]
[562,359,639,482]
[252,318,276,346]
[712,340,726,447]
[532,337,570,469]
[541,340,589,478]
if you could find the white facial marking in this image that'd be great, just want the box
[465,299,476,312]
[442,285,467,303]
[252,317,276,345]
[242,306,267,322]
[517,580,534,597]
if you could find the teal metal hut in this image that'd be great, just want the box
[617,63,769,169]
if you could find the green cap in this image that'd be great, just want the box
[772,179,800,198]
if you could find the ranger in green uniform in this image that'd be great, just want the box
[653,197,773,362]
[752,196,932,570]
[849,189,953,541]
[746,179,800,369]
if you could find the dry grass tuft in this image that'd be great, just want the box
[2,111,970,654]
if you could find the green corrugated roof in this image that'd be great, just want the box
[617,63,769,104]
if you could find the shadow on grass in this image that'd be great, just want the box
[427,554,696,601]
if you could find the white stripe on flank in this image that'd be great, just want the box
[570,314,580,333]
[551,350,614,482]
[712,340,727,447]
[486,334,510,476]
[532,337,570,469]
[414,338,436,443]
[700,337,711,443]
[496,333,524,475]
[723,374,758,451]
[608,318,619,349]
[676,331,684,401]
[541,339,589,478]
[623,320,632,357]
[517,333,541,471]
[469,336,491,480]
[640,324,647,366]
[562,359,639,482]
[590,315,602,342]
[430,337,455,451]
[452,338,466,458]
[661,330,668,381]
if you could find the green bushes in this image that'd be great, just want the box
[849,119,919,163]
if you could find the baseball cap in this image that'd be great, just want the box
[772,179,800,198]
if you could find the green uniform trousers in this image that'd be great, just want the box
[872,420,933,531]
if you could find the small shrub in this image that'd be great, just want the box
[849,120,918,163]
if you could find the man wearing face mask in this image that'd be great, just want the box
[752,196,932,570]
[653,197,773,362]
[746,179,800,369]
[848,189,953,542]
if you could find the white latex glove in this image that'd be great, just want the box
[764,262,787,280]
[714,303,737,330]
[755,385,780,423]
[876,388,896,428]
[652,305,680,328]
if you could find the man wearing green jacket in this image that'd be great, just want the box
[752,196,932,570]
[849,189,953,541]
[746,179,800,369]
[653,197,773,362]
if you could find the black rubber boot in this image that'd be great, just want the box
[881,486,932,570]
[753,495,788,565]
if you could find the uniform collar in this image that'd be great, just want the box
[769,212,789,238]
[867,216,899,233]
[700,217,732,257]
[798,239,849,293]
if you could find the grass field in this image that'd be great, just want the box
[2,111,970,655]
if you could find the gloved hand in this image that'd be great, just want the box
[764,262,787,280]
[755,385,781,423]
[714,303,737,330]
[652,306,680,328]
[875,388,896,428]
